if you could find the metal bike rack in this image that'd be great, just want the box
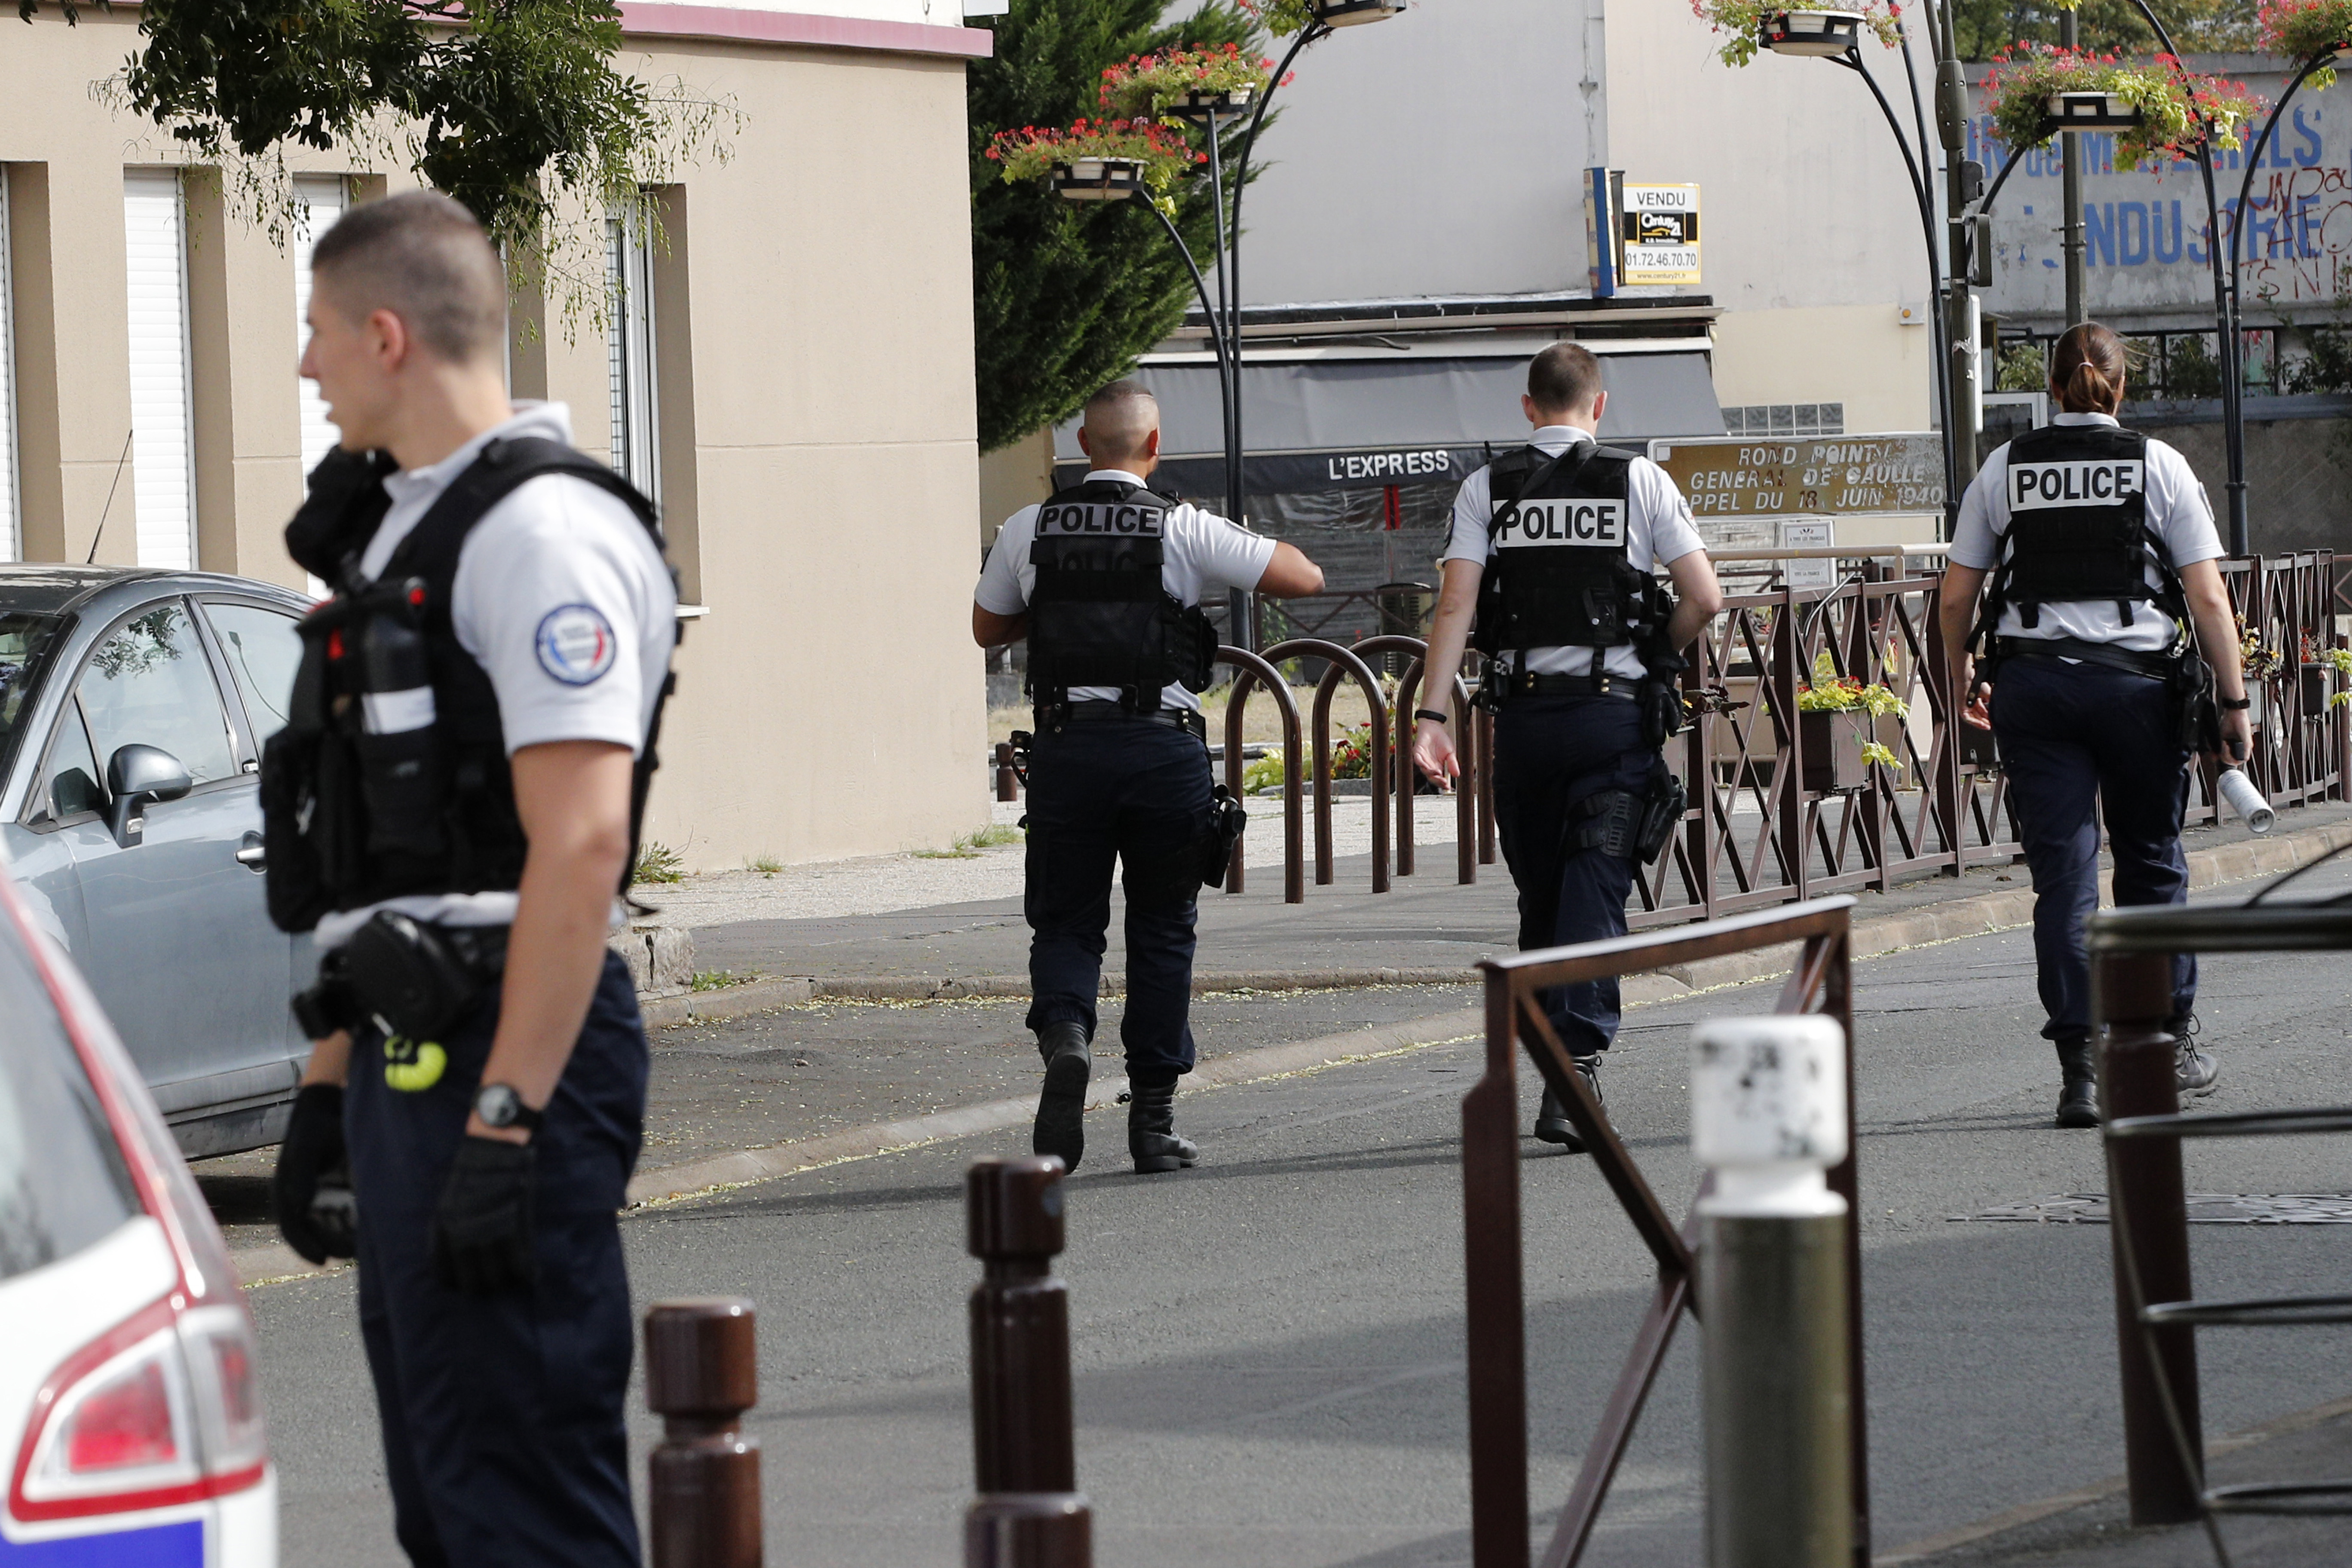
[1462,896,1869,1568]
[2090,895,2352,1559]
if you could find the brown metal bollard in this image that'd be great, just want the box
[2094,950,2204,1525]
[966,1157,1091,1568]
[995,742,1020,803]
[645,1298,762,1568]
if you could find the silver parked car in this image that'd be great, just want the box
[0,566,312,1159]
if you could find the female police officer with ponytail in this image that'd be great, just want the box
[1939,322,2249,1129]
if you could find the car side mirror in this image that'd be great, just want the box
[106,744,192,845]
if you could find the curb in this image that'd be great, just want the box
[649,818,2352,1020]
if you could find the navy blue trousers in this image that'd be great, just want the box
[1990,656,2197,1041]
[345,951,649,1568]
[1022,717,1213,1081]
[1491,695,1655,1056]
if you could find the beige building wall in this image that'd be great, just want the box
[1605,6,1939,441]
[0,11,990,873]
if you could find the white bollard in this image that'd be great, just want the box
[2217,767,2274,835]
[1692,1016,1853,1568]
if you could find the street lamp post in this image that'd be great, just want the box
[1761,10,1962,538]
[1057,0,1402,652]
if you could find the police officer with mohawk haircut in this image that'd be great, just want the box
[1941,321,2246,1128]
[1412,343,1722,1148]
[974,380,1324,1173]
[263,190,676,1565]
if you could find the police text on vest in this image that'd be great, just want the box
[1493,499,1626,548]
[2008,460,2145,511]
[1037,502,1167,537]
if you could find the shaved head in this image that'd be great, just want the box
[1081,381,1160,467]
[310,190,507,366]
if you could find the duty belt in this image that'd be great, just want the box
[1041,700,1209,741]
[1995,635,2174,681]
[1499,669,1641,703]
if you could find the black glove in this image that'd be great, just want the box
[431,1136,537,1296]
[273,1084,357,1265]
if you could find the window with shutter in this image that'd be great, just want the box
[122,169,196,571]
[0,175,18,562]
[605,198,659,502]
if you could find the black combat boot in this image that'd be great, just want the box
[2171,1014,2219,1098]
[1032,1021,1091,1172]
[1533,1055,1603,1152]
[1127,1072,1197,1174]
[2054,1038,2099,1129]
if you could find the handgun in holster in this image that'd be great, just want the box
[290,910,509,1043]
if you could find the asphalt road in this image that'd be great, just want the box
[247,861,2352,1567]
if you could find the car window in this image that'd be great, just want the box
[0,916,141,1281]
[76,603,238,788]
[204,602,304,740]
[42,701,104,823]
[0,611,67,785]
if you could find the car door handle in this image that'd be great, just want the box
[236,832,266,871]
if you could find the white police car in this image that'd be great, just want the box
[0,861,273,1564]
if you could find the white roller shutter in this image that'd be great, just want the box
[0,176,18,562]
[605,202,659,502]
[291,175,346,479]
[123,168,196,570]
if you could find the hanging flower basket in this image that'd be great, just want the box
[1759,9,1865,57]
[986,118,1206,214]
[1693,0,1899,67]
[1099,45,1282,123]
[1242,0,1400,36]
[1792,660,1906,793]
[2047,90,2143,128]
[1798,710,1869,795]
[2258,0,2352,86]
[1313,0,1406,25]
[1983,43,2261,170]
[1051,159,1145,201]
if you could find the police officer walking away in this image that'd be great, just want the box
[1940,322,2245,1127]
[974,381,1324,1173]
[265,191,677,1565]
[1412,344,1722,1147]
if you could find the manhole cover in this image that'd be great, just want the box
[1954,1194,2352,1225]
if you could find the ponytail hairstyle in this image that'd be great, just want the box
[2049,322,2129,415]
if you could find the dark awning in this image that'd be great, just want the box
[1050,348,1725,496]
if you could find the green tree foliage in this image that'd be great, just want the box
[969,0,1263,454]
[18,0,728,320]
[1951,1,2260,60]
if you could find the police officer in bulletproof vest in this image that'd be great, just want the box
[1940,322,2245,1128]
[263,191,679,1565]
[1412,343,1723,1146]
[974,381,1324,1173]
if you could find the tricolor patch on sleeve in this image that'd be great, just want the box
[535,603,619,685]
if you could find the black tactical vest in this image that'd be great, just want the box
[1471,442,1660,658]
[1025,478,1217,710]
[260,438,673,935]
[1991,423,2171,628]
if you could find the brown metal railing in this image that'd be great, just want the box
[1463,897,1868,1568]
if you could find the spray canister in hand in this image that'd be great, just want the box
[2217,767,2274,835]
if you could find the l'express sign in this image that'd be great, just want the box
[1648,433,1945,517]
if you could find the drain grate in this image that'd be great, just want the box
[1954,1194,2352,1225]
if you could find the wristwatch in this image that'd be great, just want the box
[474,1083,544,1133]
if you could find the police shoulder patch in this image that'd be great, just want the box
[535,603,619,685]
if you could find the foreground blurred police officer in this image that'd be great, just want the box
[975,381,1323,1173]
[1413,345,1722,1148]
[1940,322,2246,1128]
[264,191,677,1565]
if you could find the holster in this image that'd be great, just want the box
[1196,785,1248,887]
[1567,761,1685,865]
[2172,651,2224,756]
[291,912,508,1042]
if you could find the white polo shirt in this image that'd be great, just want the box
[977,469,1275,713]
[315,401,677,947]
[1442,425,1708,680]
[1949,411,2220,652]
